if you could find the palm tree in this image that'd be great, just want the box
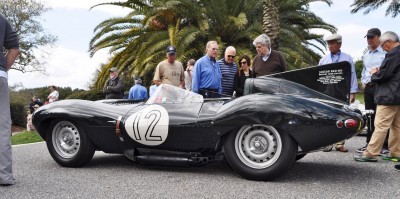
[262,0,280,50]
[89,0,337,88]
[278,0,336,69]
[351,0,400,17]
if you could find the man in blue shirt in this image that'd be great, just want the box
[319,33,359,153]
[218,46,238,97]
[192,41,222,98]
[128,78,148,100]
[357,28,388,154]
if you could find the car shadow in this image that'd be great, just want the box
[83,153,378,182]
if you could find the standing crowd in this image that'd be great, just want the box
[2,12,400,186]
[101,30,400,172]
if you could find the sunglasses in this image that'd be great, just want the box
[227,55,235,58]
[240,61,247,64]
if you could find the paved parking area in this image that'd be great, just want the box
[2,135,400,198]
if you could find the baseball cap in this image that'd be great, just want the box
[365,28,381,38]
[166,46,177,54]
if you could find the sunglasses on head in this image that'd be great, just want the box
[240,61,247,64]
[227,55,235,58]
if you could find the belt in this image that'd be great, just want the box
[200,88,218,92]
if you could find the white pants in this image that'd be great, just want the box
[0,77,13,185]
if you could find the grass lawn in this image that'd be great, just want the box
[11,131,44,145]
[355,92,364,104]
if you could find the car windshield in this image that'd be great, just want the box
[146,84,204,104]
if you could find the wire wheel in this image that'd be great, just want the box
[234,125,282,169]
[52,121,81,159]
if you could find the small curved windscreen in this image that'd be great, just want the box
[146,84,204,104]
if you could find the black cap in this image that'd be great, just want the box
[166,46,177,54]
[365,28,381,38]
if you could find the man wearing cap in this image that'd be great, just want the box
[153,46,185,88]
[192,41,222,98]
[357,28,388,154]
[218,46,238,97]
[319,33,359,153]
[103,67,125,99]
[128,77,148,100]
[1,13,20,186]
[354,31,400,163]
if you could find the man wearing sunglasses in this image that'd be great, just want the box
[354,31,400,163]
[357,28,388,155]
[218,46,238,97]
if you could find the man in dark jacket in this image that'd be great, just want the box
[354,31,400,162]
[103,67,124,99]
[1,13,20,186]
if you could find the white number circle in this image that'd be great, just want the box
[124,105,169,146]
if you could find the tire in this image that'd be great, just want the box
[295,154,307,161]
[223,125,297,181]
[46,120,95,167]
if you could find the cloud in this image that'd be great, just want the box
[8,46,110,90]
[45,0,131,15]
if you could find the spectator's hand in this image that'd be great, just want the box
[369,67,379,75]
[350,93,355,103]
[362,84,366,90]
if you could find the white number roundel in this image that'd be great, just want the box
[124,105,169,146]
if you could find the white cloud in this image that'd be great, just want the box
[8,46,110,90]
[45,0,130,15]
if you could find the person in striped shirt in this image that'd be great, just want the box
[218,46,238,97]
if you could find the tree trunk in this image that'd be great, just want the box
[262,0,280,50]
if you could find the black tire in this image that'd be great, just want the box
[46,119,95,167]
[295,154,307,161]
[223,125,297,181]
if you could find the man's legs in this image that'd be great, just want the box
[363,105,397,157]
[363,85,389,151]
[0,77,13,185]
[388,106,400,157]
[364,85,376,144]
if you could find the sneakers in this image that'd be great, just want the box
[380,149,390,156]
[356,146,367,153]
[381,154,400,162]
[395,164,400,172]
[353,155,378,162]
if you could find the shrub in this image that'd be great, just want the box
[66,89,104,101]
[10,101,27,127]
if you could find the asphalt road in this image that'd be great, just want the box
[2,136,400,199]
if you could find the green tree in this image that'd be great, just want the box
[351,0,400,17]
[90,0,336,88]
[0,0,57,73]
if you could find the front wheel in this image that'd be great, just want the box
[224,125,297,181]
[46,120,95,167]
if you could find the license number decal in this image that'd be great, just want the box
[125,105,169,146]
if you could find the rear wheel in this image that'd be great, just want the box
[224,125,297,181]
[46,120,95,167]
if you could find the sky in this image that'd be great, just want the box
[8,0,400,90]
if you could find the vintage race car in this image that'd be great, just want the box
[32,62,364,181]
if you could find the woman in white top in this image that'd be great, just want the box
[47,85,59,103]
